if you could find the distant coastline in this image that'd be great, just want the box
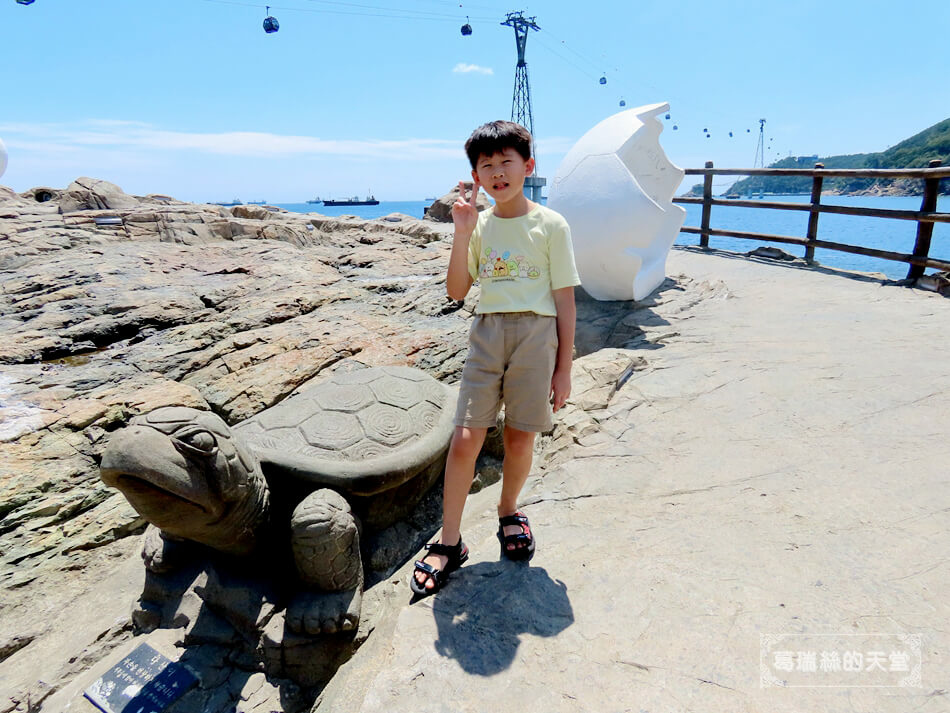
[702,117,950,198]
[687,185,943,199]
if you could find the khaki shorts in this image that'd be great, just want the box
[454,312,558,433]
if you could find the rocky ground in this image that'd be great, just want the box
[0,179,703,712]
[10,179,941,713]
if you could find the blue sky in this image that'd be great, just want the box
[2,0,948,201]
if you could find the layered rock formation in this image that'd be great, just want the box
[0,178,697,713]
[0,178,472,711]
[423,182,491,223]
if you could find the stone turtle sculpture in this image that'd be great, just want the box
[100,366,455,639]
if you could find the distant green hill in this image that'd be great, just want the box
[690,118,950,196]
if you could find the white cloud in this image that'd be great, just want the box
[0,121,461,160]
[452,63,493,75]
[0,120,581,202]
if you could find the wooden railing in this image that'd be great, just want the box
[672,160,950,280]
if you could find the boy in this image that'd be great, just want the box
[411,120,580,595]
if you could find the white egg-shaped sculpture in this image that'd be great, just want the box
[548,102,685,301]
[0,137,7,180]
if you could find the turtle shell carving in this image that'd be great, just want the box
[232,366,455,496]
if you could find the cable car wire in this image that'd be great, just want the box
[537,26,660,95]
[196,0,767,149]
[302,0,496,21]
[532,33,602,83]
[199,0,494,23]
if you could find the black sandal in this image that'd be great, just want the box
[497,511,535,561]
[410,538,469,595]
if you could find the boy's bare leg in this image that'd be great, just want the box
[497,425,537,552]
[415,425,487,590]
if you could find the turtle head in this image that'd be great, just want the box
[100,407,269,555]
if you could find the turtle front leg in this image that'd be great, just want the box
[141,524,193,574]
[286,489,364,635]
[134,525,199,633]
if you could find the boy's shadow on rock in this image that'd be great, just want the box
[425,561,574,676]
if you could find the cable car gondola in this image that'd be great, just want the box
[619,98,626,107]
[599,75,607,85]
[16,0,36,5]
[263,6,279,33]
[461,16,472,36]
[665,113,670,120]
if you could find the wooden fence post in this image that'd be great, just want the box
[804,163,824,263]
[907,159,942,281]
[700,161,713,248]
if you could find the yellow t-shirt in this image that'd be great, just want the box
[467,204,581,316]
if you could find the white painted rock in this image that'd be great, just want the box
[0,137,7,179]
[548,102,685,301]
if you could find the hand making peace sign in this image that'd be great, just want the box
[451,179,480,236]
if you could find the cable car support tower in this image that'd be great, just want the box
[753,118,767,168]
[752,118,767,197]
[501,11,545,201]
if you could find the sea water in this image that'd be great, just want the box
[276,201,431,221]
[277,195,950,281]
[676,195,950,280]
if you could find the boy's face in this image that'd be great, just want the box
[472,147,535,205]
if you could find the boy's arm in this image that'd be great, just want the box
[551,286,576,412]
[447,180,479,300]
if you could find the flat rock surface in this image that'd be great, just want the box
[315,249,950,713]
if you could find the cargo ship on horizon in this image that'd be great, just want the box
[306,195,379,206]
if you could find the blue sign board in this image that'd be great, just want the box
[84,643,197,713]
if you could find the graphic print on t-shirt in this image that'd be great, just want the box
[478,247,542,283]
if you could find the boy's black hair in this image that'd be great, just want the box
[464,120,533,169]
